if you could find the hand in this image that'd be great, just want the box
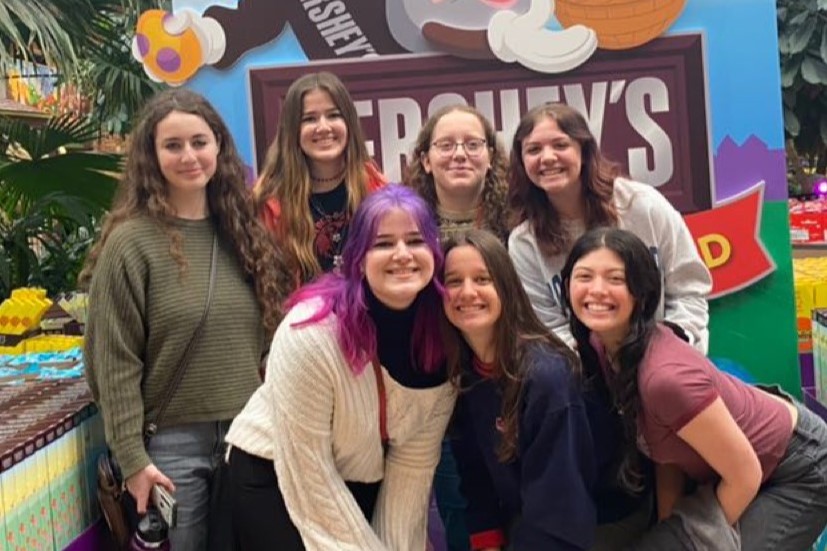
[125,464,175,514]
[487,0,597,73]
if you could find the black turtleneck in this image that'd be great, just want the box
[365,284,447,389]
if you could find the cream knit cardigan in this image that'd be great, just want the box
[226,300,456,550]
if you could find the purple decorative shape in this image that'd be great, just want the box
[800,352,815,389]
[135,34,149,58]
[803,387,827,423]
[714,135,788,202]
[156,48,181,73]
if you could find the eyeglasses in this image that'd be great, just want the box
[430,138,488,158]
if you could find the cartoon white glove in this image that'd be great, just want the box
[131,8,226,86]
[487,0,597,74]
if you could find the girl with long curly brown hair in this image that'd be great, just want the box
[81,88,291,551]
[508,102,711,353]
[404,104,509,244]
[440,229,596,550]
[254,71,385,285]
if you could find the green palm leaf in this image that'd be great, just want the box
[0,115,121,211]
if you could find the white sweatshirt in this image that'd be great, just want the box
[509,177,712,353]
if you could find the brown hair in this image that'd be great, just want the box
[80,88,291,332]
[404,104,510,242]
[442,229,580,462]
[508,102,620,257]
[254,71,373,281]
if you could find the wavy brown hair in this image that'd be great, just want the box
[254,71,373,281]
[442,229,580,462]
[404,104,510,242]
[508,102,620,257]
[79,88,291,333]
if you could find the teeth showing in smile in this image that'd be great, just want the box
[457,304,484,312]
[540,167,565,176]
[586,303,613,312]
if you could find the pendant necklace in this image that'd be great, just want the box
[309,195,348,273]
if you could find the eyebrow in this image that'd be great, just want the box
[374,231,422,239]
[160,133,209,143]
[303,107,340,115]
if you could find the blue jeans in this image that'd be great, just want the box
[738,402,827,550]
[433,439,470,551]
[147,420,230,551]
[630,402,827,551]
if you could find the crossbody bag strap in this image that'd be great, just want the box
[144,233,219,442]
[371,357,389,456]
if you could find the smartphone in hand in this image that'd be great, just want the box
[151,484,178,529]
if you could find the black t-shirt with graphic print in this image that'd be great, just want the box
[309,181,348,275]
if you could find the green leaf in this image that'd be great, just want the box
[790,10,812,26]
[0,153,120,211]
[782,56,802,86]
[790,18,818,54]
[801,55,827,83]
[785,106,801,136]
[821,25,827,61]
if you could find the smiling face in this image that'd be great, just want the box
[521,116,583,212]
[299,88,348,177]
[443,245,502,352]
[568,247,635,348]
[421,109,491,210]
[154,110,218,215]
[364,207,435,310]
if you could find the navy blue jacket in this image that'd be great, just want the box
[450,343,596,550]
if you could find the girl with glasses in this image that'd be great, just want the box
[404,104,511,550]
[404,104,510,244]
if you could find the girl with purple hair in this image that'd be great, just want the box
[225,184,456,550]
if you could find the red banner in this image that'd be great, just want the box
[684,183,775,299]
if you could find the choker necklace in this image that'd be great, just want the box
[310,167,346,184]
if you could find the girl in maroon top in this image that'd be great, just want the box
[560,227,827,551]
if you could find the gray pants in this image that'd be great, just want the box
[630,402,827,551]
[147,420,231,551]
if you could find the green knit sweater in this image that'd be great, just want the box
[84,216,265,479]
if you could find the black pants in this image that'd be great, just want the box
[228,447,381,550]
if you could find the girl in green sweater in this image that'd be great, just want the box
[82,88,290,550]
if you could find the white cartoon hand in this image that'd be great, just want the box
[487,0,597,73]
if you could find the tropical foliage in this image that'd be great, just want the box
[1,0,169,135]
[0,115,121,298]
[778,0,827,193]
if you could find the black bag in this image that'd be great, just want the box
[96,450,139,549]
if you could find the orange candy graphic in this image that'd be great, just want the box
[556,0,687,50]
